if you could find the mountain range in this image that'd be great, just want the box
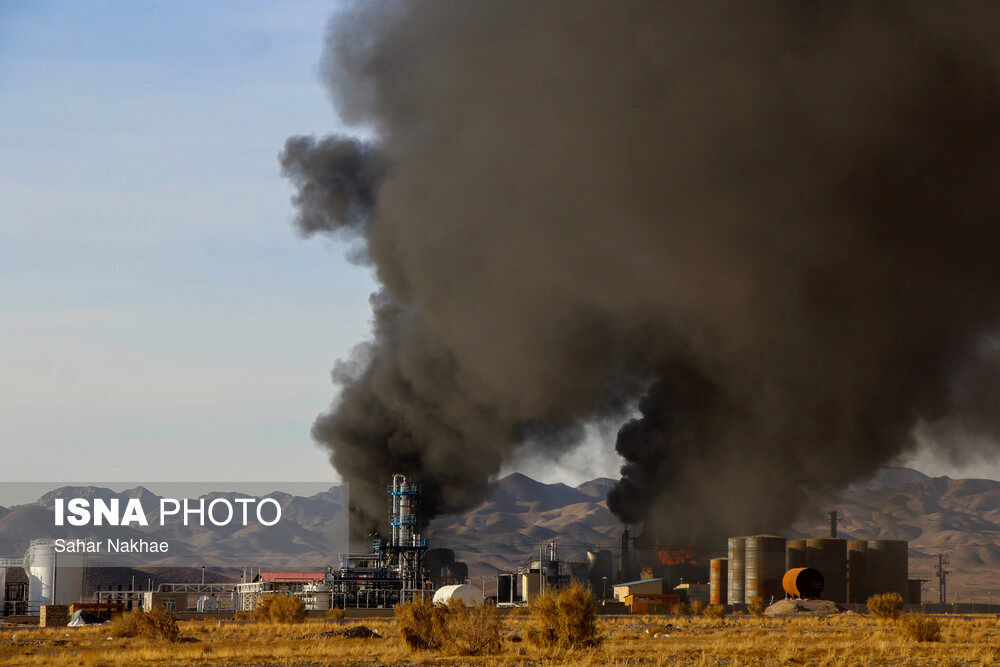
[1,467,998,602]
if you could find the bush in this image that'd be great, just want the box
[445,600,503,655]
[326,608,346,620]
[670,601,692,615]
[690,600,706,616]
[903,614,941,642]
[396,597,447,650]
[525,582,600,650]
[867,592,904,620]
[109,607,180,642]
[254,594,306,624]
[747,597,766,617]
[703,604,726,620]
[396,598,502,655]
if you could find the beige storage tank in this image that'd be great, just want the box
[787,539,807,570]
[805,537,847,602]
[745,535,787,604]
[847,540,868,603]
[727,537,746,605]
[709,558,728,605]
[867,540,908,600]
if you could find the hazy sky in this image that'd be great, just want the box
[1,2,997,492]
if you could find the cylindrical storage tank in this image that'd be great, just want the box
[709,558,728,605]
[787,539,807,570]
[866,540,908,601]
[805,538,847,602]
[24,541,54,614]
[782,567,825,599]
[847,540,869,603]
[727,537,746,605]
[745,535,787,605]
[908,579,922,605]
[432,584,483,606]
[23,539,85,613]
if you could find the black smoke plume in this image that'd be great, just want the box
[281,1,1000,540]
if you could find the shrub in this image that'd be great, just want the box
[747,597,766,617]
[254,594,306,624]
[525,582,600,650]
[445,600,502,655]
[670,601,692,616]
[109,607,180,642]
[903,614,941,642]
[867,592,904,620]
[690,600,706,616]
[703,604,726,620]
[396,598,502,655]
[396,597,447,650]
[326,608,346,620]
[510,606,530,617]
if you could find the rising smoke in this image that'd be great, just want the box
[281,1,1000,541]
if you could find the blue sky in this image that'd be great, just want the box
[0,1,379,484]
[0,2,994,496]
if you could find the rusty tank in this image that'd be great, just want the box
[782,567,825,599]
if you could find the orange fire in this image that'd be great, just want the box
[656,546,698,565]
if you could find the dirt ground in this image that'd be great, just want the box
[0,613,998,666]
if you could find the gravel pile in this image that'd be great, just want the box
[764,599,846,617]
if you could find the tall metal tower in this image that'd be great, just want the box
[378,474,429,602]
[935,553,950,605]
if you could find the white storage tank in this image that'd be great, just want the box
[432,584,483,606]
[23,539,84,614]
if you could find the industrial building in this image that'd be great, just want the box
[717,518,917,607]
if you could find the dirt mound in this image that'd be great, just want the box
[311,625,382,639]
[764,599,846,617]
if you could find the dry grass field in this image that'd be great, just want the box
[0,612,998,666]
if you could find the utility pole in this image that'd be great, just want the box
[935,554,950,605]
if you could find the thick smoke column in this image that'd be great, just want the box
[281,1,1000,539]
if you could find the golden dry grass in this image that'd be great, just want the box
[0,611,998,665]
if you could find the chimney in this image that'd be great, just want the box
[828,510,837,538]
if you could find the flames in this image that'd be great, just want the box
[657,546,698,566]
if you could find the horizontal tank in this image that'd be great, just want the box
[782,567,825,599]
[432,584,482,606]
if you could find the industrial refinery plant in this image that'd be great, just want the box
[0,478,922,623]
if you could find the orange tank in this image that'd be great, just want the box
[782,567,825,599]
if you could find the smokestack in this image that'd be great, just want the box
[283,1,1000,540]
[829,511,838,539]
